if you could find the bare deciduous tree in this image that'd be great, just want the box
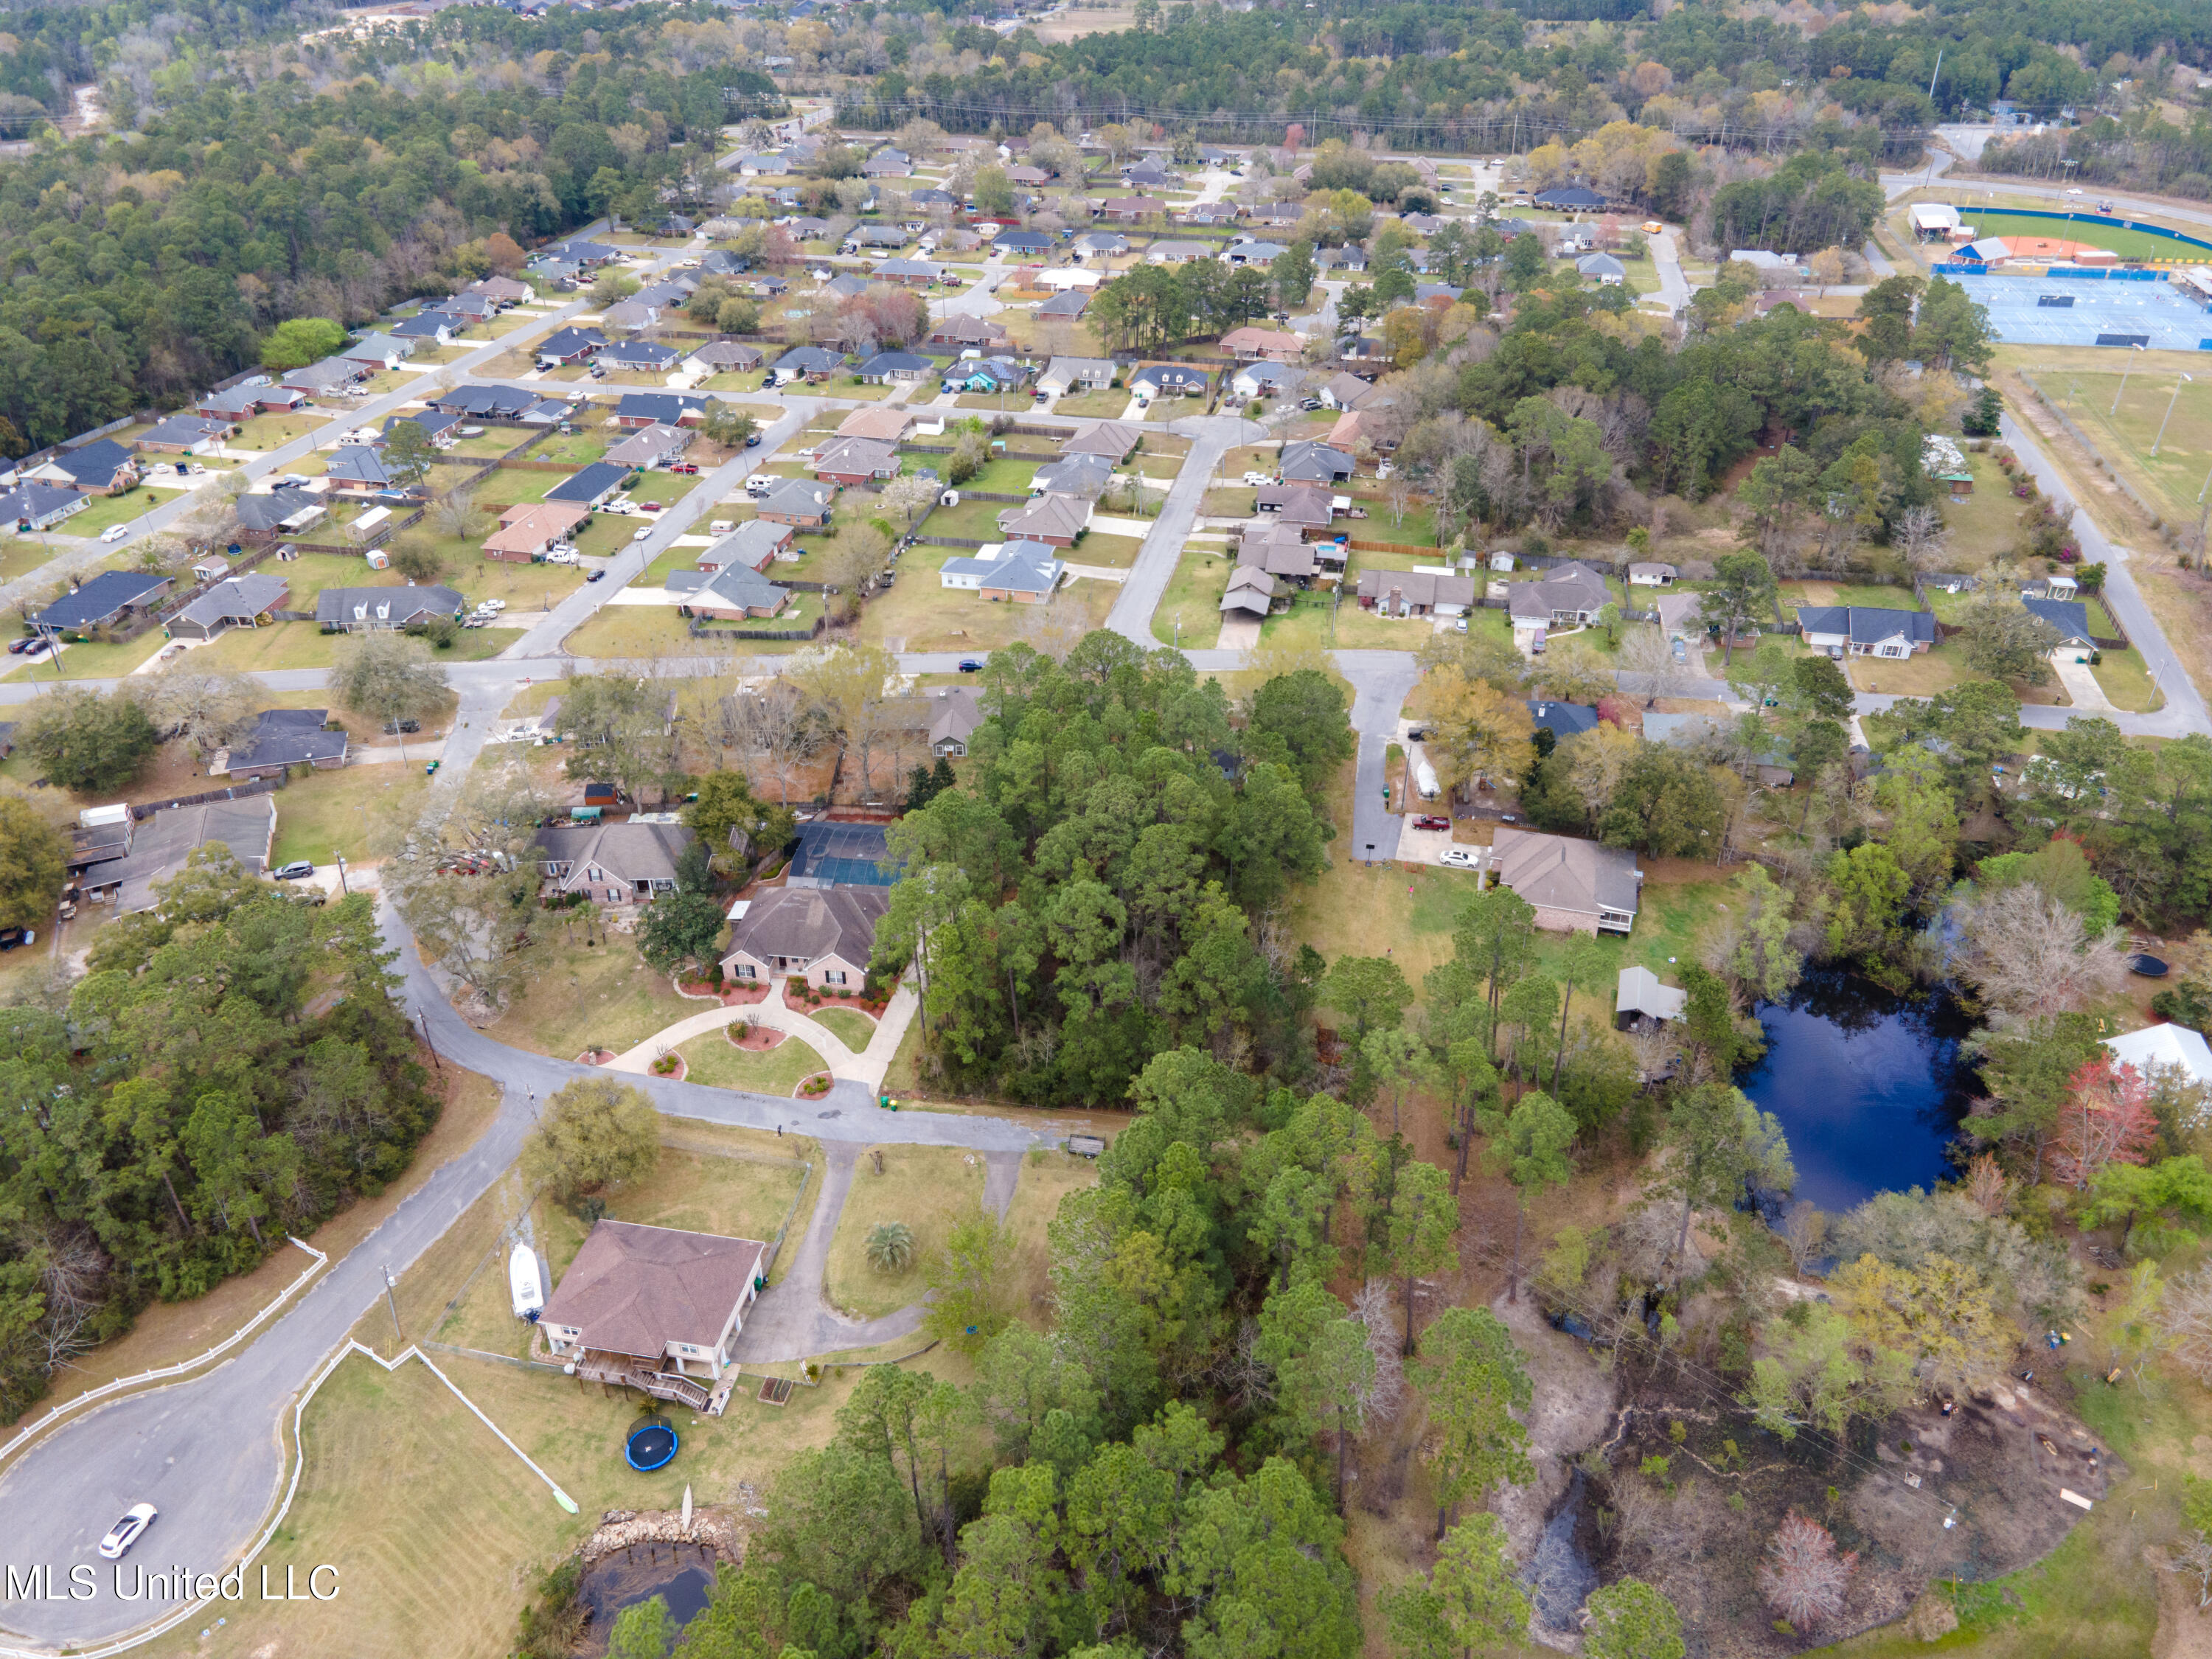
[1893,504,1950,574]
[1950,883,2131,1023]
[2168,1534,2212,1610]
[728,680,820,804]
[129,661,261,758]
[2157,1263,2212,1385]
[1349,1278,1405,1424]
[1778,1202,1827,1274]
[1759,1514,1857,1632]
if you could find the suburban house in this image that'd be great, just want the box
[1644,712,1796,787]
[836,406,912,444]
[316,585,465,631]
[927,314,1009,350]
[197,384,306,420]
[599,341,681,374]
[1318,372,1374,411]
[469,275,532,307]
[1239,524,1320,585]
[1534,184,1608,211]
[28,439,139,494]
[599,299,662,334]
[234,487,328,538]
[538,1220,768,1405]
[340,333,415,370]
[323,448,400,494]
[139,414,235,454]
[2104,1023,2212,1093]
[379,408,461,449]
[546,462,633,509]
[533,819,696,906]
[537,326,608,366]
[721,884,891,990]
[1795,605,1936,659]
[1506,562,1614,640]
[1492,826,1643,935]
[754,479,835,529]
[812,437,900,484]
[392,312,452,344]
[770,347,846,386]
[0,481,89,532]
[35,570,173,634]
[997,493,1089,546]
[1233,361,1302,401]
[603,424,693,470]
[699,520,793,573]
[863,147,913,176]
[94,797,279,914]
[1223,240,1289,268]
[1147,240,1211,264]
[1097,195,1170,223]
[1221,566,1287,620]
[1616,965,1687,1026]
[928,686,983,757]
[1039,358,1116,395]
[1037,290,1093,319]
[169,574,289,642]
[1577,252,1627,285]
[1129,364,1208,400]
[1220,327,1307,362]
[684,341,764,377]
[869,260,943,289]
[992,230,1053,257]
[222,706,348,779]
[484,501,591,562]
[856,350,935,384]
[279,358,364,396]
[672,562,788,621]
[1061,421,1141,460]
[2022,596,2098,661]
[1357,568,1476,618]
[1180,203,1242,227]
[1628,562,1677,588]
[1031,453,1115,501]
[1256,482,1337,532]
[941,539,1065,603]
[1526,700,1603,740]
[1073,232,1130,260]
[1279,441,1354,484]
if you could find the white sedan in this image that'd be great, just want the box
[100,524,131,543]
[631,526,652,543]
[97,1504,157,1560]
[1439,848,1483,870]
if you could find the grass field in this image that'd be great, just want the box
[3,628,168,683]
[270,765,431,866]
[56,487,171,536]
[480,931,695,1060]
[1152,544,1235,648]
[194,620,514,672]
[2025,364,2212,531]
[676,1027,827,1094]
[1260,588,1438,652]
[853,548,1117,654]
[823,1143,987,1320]
[0,538,62,583]
[1952,207,2212,264]
[810,1006,877,1049]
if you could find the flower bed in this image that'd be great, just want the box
[779,975,894,1018]
[675,975,770,1005]
[727,1021,787,1051]
[577,1047,616,1065]
[795,1071,834,1099]
[650,1051,688,1082]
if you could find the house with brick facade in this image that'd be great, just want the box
[532,820,695,906]
[1491,827,1642,936]
[720,884,891,991]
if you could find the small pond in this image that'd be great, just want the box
[577,1543,717,1656]
[1738,969,1980,1213]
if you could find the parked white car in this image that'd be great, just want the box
[480,598,507,612]
[98,1505,157,1561]
[100,524,131,542]
[1241,471,1271,487]
[1439,848,1482,869]
[544,549,578,564]
[631,526,652,542]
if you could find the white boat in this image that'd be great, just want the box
[509,1241,544,1320]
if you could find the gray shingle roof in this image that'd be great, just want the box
[226,706,346,770]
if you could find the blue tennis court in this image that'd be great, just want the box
[1942,272,2212,351]
[787,821,902,887]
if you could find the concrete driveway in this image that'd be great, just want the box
[2051,654,2115,712]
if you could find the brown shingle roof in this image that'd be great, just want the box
[723,885,889,974]
[540,1220,766,1360]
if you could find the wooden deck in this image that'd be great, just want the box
[574,1350,712,1410]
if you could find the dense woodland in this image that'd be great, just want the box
[0,858,439,1422]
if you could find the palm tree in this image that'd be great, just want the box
[864,1221,916,1273]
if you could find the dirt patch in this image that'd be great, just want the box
[2152,1541,2212,1659]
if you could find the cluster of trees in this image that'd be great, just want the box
[874,639,1353,1105]
[0,4,754,446]
[0,855,438,1421]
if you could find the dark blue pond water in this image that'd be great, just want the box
[1738,970,1980,1213]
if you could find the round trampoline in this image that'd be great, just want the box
[2131,954,2171,978]
[625,1414,678,1472]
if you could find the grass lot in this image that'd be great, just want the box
[0,538,63,583]
[1938,451,2029,566]
[480,931,695,1059]
[1780,579,1917,616]
[917,495,1019,540]
[1152,543,1235,647]
[58,487,173,537]
[1260,588,1439,652]
[271,766,432,866]
[824,1144,987,1320]
[1354,499,1441,548]
[1052,388,1137,418]
[676,1027,829,1094]
[810,1006,877,1049]
[4,629,168,683]
[1840,644,1975,697]
[853,546,1116,653]
[2027,366,2212,530]
[525,430,613,467]
[232,412,333,451]
[195,620,513,672]
[2090,644,2165,711]
[1071,530,1144,570]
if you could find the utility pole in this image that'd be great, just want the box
[2152,375,2192,457]
[381,1265,403,1342]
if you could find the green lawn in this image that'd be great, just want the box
[1954,207,2211,263]
[1259,588,1436,651]
[3,630,168,683]
[2090,644,2164,712]
[194,621,515,672]
[522,431,611,467]
[232,413,334,451]
[1052,389,1136,418]
[823,1144,987,1321]
[483,930,695,1060]
[1152,545,1234,647]
[270,766,433,867]
[2029,368,2212,531]
[810,1006,877,1050]
[851,548,1116,654]
[0,538,63,583]
[678,1028,828,1094]
[60,488,173,537]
